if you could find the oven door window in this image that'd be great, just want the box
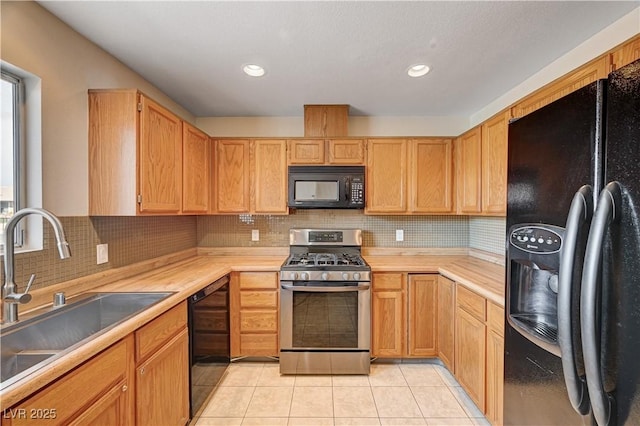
[294,181,339,201]
[292,291,358,348]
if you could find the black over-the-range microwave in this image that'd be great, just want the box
[287,165,365,209]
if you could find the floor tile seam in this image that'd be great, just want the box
[407,384,471,420]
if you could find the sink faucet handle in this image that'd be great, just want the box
[25,274,36,294]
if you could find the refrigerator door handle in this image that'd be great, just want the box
[558,185,593,415]
[581,181,622,426]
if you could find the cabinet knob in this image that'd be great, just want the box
[140,368,145,375]
[122,385,128,392]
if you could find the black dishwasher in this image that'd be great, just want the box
[188,275,230,418]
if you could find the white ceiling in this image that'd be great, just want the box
[39,1,638,118]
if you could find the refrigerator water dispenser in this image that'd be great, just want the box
[507,224,564,357]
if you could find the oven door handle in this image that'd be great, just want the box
[281,283,370,292]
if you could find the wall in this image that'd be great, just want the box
[198,211,468,249]
[1,1,199,291]
[0,216,197,292]
[196,116,469,138]
[1,0,195,216]
[468,217,506,255]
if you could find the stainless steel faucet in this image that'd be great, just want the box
[2,208,71,323]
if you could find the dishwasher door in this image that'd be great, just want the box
[188,275,230,418]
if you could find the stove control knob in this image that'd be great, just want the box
[342,272,350,280]
[321,272,329,281]
[353,272,361,281]
[290,272,298,280]
[300,272,309,281]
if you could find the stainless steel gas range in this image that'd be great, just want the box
[279,229,371,375]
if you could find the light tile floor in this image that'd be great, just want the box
[191,361,490,426]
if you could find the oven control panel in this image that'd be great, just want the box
[309,231,343,243]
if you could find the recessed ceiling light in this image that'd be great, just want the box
[243,64,265,77]
[407,64,430,78]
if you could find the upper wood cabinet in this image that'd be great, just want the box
[455,127,482,214]
[288,139,325,164]
[511,56,609,119]
[213,139,288,215]
[410,139,454,213]
[366,138,454,214]
[252,139,288,214]
[89,89,212,216]
[304,104,349,137]
[214,139,251,213]
[138,95,183,213]
[611,34,640,71]
[182,123,210,213]
[481,111,509,215]
[288,138,364,165]
[366,139,408,214]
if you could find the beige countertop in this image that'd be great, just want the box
[2,251,504,408]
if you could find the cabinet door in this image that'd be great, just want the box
[486,330,505,426]
[407,274,438,357]
[328,139,365,164]
[511,56,609,118]
[139,95,183,213]
[253,139,288,214]
[4,337,134,426]
[456,127,482,214]
[366,139,407,214]
[182,123,210,213]
[410,139,454,213]
[455,308,486,411]
[68,380,130,426]
[481,112,508,216]
[437,276,455,371]
[372,290,405,357]
[288,139,325,164]
[215,139,251,213]
[136,328,189,426]
[612,35,640,70]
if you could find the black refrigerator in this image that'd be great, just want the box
[504,58,640,425]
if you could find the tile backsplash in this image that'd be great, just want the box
[469,217,506,255]
[2,213,506,292]
[2,216,197,291]
[197,210,469,248]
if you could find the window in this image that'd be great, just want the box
[1,70,25,249]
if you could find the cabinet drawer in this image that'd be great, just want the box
[239,272,278,290]
[373,273,404,291]
[240,310,278,332]
[240,291,278,308]
[456,285,486,321]
[488,302,505,336]
[136,301,187,362]
[240,334,278,356]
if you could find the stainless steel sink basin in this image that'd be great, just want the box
[0,291,174,390]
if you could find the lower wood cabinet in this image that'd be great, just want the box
[371,273,437,358]
[2,336,135,426]
[134,302,189,426]
[230,271,279,357]
[437,275,455,371]
[486,302,505,426]
[3,302,190,426]
[455,305,486,411]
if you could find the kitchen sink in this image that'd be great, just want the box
[0,291,174,390]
